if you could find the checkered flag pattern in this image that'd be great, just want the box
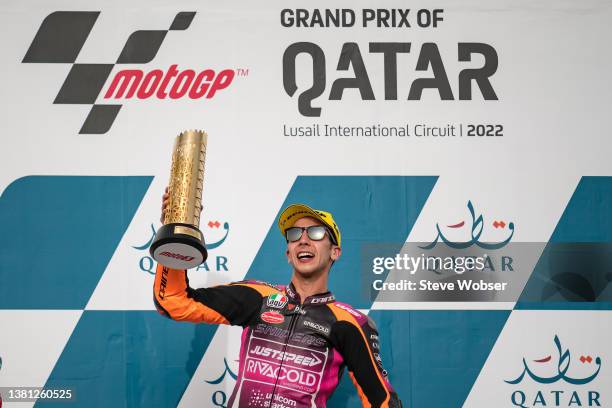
[22,11,196,134]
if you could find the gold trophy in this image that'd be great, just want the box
[150,130,208,269]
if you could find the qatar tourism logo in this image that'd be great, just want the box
[505,335,603,408]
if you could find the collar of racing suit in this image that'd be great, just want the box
[284,282,336,306]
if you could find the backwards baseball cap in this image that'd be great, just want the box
[278,204,341,248]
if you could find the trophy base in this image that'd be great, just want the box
[150,223,208,270]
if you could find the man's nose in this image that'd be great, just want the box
[298,229,311,244]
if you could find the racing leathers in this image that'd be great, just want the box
[153,264,402,407]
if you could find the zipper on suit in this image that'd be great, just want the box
[267,307,301,407]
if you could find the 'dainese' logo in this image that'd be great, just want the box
[505,335,602,408]
[134,220,230,274]
[23,11,246,134]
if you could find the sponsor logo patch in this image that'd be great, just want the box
[285,285,297,299]
[309,295,335,304]
[335,302,362,317]
[373,352,384,369]
[249,345,323,368]
[303,320,330,335]
[267,293,288,309]
[261,311,285,325]
[245,359,318,393]
[253,324,326,346]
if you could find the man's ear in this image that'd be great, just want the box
[330,246,341,261]
[286,248,292,264]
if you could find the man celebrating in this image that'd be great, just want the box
[154,196,402,407]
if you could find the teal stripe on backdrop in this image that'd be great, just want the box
[547,176,612,243]
[37,311,217,408]
[516,176,612,309]
[0,176,153,309]
[328,310,510,408]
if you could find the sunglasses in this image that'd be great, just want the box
[285,225,336,244]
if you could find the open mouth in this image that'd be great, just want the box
[297,251,314,261]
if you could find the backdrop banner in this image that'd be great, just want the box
[1,1,611,407]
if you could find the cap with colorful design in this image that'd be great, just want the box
[278,203,341,248]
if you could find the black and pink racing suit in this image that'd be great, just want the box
[154,265,403,407]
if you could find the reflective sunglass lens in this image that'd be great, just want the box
[307,226,326,240]
[286,227,302,242]
[285,226,328,242]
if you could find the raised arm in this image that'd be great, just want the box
[153,264,267,326]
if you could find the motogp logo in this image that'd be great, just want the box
[23,11,240,134]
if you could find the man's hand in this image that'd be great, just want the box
[161,186,169,224]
